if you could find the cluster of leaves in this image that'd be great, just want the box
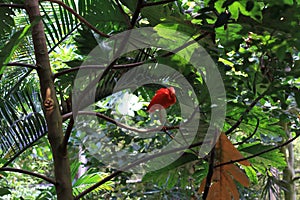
[0,0,300,199]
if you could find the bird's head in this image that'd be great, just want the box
[168,87,176,97]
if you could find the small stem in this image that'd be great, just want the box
[202,146,215,200]
[225,90,268,135]
[130,0,144,27]
[143,0,175,7]
[61,117,74,151]
[0,167,56,184]
[6,62,37,69]
[0,3,25,9]
[63,111,179,133]
[233,117,259,145]
[43,0,109,38]
[53,61,144,79]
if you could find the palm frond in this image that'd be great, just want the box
[40,0,80,53]
[0,86,47,167]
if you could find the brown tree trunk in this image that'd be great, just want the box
[24,1,73,199]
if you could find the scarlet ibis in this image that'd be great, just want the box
[147,87,176,113]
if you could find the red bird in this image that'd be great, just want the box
[147,87,176,113]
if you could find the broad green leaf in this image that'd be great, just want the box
[142,153,198,188]
[239,143,286,169]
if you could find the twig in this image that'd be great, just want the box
[214,131,300,168]
[0,167,56,184]
[202,129,219,199]
[143,0,176,7]
[61,117,74,151]
[0,3,25,9]
[74,139,206,199]
[162,31,210,57]
[63,111,179,133]
[233,117,260,145]
[53,61,145,79]
[6,62,37,69]
[202,146,215,200]
[225,90,268,135]
[114,0,131,28]
[42,0,109,38]
[130,0,144,27]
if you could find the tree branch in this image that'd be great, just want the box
[6,62,37,69]
[114,0,131,28]
[0,3,25,9]
[233,117,259,145]
[161,31,210,57]
[202,146,215,200]
[43,0,110,38]
[214,131,300,168]
[0,167,56,184]
[63,111,179,133]
[130,0,144,27]
[53,61,145,79]
[61,117,74,151]
[225,89,268,135]
[143,0,176,7]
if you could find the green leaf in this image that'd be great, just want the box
[142,153,198,188]
[72,170,113,195]
[239,143,286,169]
[0,24,32,75]
[244,165,258,184]
[0,187,11,196]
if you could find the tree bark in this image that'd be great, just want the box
[24,0,73,199]
[281,123,296,200]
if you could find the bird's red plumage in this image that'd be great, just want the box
[147,87,176,113]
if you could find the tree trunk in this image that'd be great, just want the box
[281,123,296,200]
[24,1,73,199]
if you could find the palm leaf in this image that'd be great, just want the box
[0,86,47,167]
[40,0,80,52]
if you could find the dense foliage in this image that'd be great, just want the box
[0,0,300,199]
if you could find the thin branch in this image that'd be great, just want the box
[143,0,176,7]
[162,31,210,57]
[233,117,260,145]
[6,62,37,69]
[0,167,56,184]
[53,61,145,79]
[202,146,215,200]
[64,111,178,133]
[214,131,300,168]
[225,90,268,135]
[74,139,206,199]
[130,0,144,27]
[114,0,131,28]
[42,0,110,38]
[0,3,25,9]
[61,117,74,151]
[202,129,219,199]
